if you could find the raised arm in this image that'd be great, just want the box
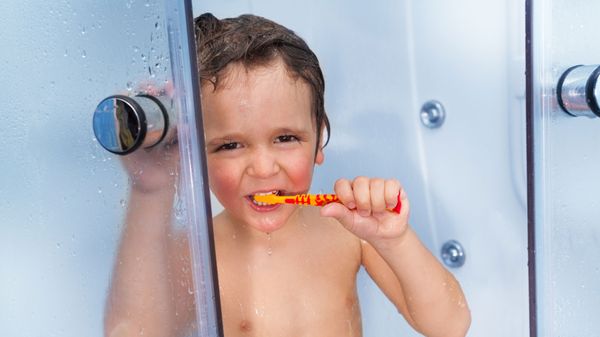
[104,141,195,337]
[321,177,471,337]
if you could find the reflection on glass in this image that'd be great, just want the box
[113,100,137,150]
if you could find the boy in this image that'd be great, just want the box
[105,13,470,337]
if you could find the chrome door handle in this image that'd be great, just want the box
[92,94,173,155]
[557,64,600,118]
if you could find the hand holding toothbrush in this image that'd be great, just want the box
[320,177,410,248]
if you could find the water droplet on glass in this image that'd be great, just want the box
[56,243,62,248]
[174,202,184,220]
[126,81,133,91]
[267,247,272,256]
[97,188,103,194]
[81,26,86,35]
[81,50,86,58]
[64,49,69,57]
[120,199,126,207]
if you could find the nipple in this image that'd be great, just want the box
[239,319,252,332]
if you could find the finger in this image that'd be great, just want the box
[334,178,355,210]
[320,203,354,229]
[399,187,409,217]
[164,80,175,98]
[369,178,386,214]
[352,176,371,217]
[385,179,401,209]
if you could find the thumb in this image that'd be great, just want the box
[320,203,354,227]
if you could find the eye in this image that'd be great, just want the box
[216,141,241,151]
[275,134,300,143]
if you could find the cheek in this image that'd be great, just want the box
[207,159,240,201]
[283,152,316,188]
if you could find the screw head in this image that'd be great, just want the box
[420,100,446,128]
[441,240,465,268]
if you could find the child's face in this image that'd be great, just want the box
[202,59,324,233]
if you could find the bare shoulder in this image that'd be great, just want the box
[300,206,360,239]
[298,207,363,266]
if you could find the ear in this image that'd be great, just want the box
[315,124,326,165]
[315,146,325,165]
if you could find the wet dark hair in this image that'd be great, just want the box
[194,13,330,150]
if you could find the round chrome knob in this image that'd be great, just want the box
[441,240,466,268]
[557,64,600,118]
[92,94,170,155]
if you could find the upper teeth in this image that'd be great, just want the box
[255,191,278,196]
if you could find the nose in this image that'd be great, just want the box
[246,147,280,178]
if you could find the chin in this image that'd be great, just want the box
[244,206,297,234]
[250,214,289,233]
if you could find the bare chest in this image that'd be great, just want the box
[215,226,363,336]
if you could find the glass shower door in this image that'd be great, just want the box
[532,0,600,335]
[0,1,220,336]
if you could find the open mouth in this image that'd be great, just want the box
[248,190,282,207]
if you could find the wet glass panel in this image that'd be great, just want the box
[0,1,218,336]
[533,0,600,335]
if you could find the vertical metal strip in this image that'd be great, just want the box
[180,1,224,334]
[165,0,223,336]
[525,0,537,336]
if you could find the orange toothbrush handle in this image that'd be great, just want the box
[282,194,339,206]
[285,193,401,214]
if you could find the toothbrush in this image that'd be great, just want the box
[253,193,402,214]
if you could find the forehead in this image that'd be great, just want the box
[201,60,315,132]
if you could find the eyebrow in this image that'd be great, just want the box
[206,127,312,144]
[274,127,312,135]
[205,134,241,146]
